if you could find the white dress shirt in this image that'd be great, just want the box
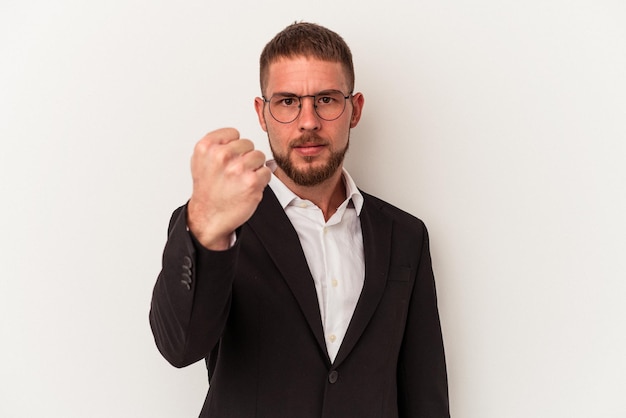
[267,160,365,363]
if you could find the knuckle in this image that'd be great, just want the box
[213,146,233,165]
[251,149,266,161]
[216,127,239,138]
[239,138,253,148]
[193,140,209,155]
[236,139,255,155]
[241,172,257,188]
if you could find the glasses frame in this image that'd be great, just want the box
[262,90,353,124]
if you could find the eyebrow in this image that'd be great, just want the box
[271,89,345,97]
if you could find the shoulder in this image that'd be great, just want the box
[360,190,428,232]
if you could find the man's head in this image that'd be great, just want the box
[255,23,364,188]
[259,22,355,98]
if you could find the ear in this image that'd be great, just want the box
[254,97,268,132]
[349,93,365,128]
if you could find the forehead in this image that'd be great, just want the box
[265,56,349,94]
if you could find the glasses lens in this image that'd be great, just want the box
[315,91,347,121]
[269,95,300,123]
[268,91,348,123]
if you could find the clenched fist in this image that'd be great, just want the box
[187,128,271,250]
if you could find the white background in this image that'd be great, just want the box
[1,1,625,417]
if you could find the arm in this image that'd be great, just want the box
[397,223,450,417]
[149,128,270,367]
[149,205,238,368]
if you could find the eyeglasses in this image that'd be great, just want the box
[262,90,352,124]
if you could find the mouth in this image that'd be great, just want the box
[288,132,329,157]
[292,142,327,157]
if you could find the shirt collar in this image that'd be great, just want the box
[267,159,364,215]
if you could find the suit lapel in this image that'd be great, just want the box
[247,188,393,367]
[247,187,330,364]
[333,194,393,367]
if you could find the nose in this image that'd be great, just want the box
[297,96,321,131]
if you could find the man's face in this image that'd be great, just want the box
[255,56,364,187]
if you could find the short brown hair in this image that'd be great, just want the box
[259,22,355,95]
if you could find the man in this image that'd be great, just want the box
[150,22,450,417]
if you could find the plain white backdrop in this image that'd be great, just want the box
[1,1,625,417]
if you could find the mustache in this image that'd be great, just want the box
[290,133,327,148]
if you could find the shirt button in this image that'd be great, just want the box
[328,370,339,384]
[329,334,337,343]
[331,279,338,287]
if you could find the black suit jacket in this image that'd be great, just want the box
[150,187,449,417]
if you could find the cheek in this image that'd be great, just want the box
[266,126,289,152]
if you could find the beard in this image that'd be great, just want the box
[270,132,350,187]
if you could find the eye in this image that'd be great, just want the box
[318,95,334,105]
[273,96,299,107]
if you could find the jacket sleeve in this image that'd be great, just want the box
[397,222,451,417]
[149,205,237,368]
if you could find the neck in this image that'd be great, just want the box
[275,167,346,221]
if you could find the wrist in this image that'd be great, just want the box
[186,201,234,251]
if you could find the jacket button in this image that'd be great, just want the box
[183,256,193,268]
[328,371,338,384]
